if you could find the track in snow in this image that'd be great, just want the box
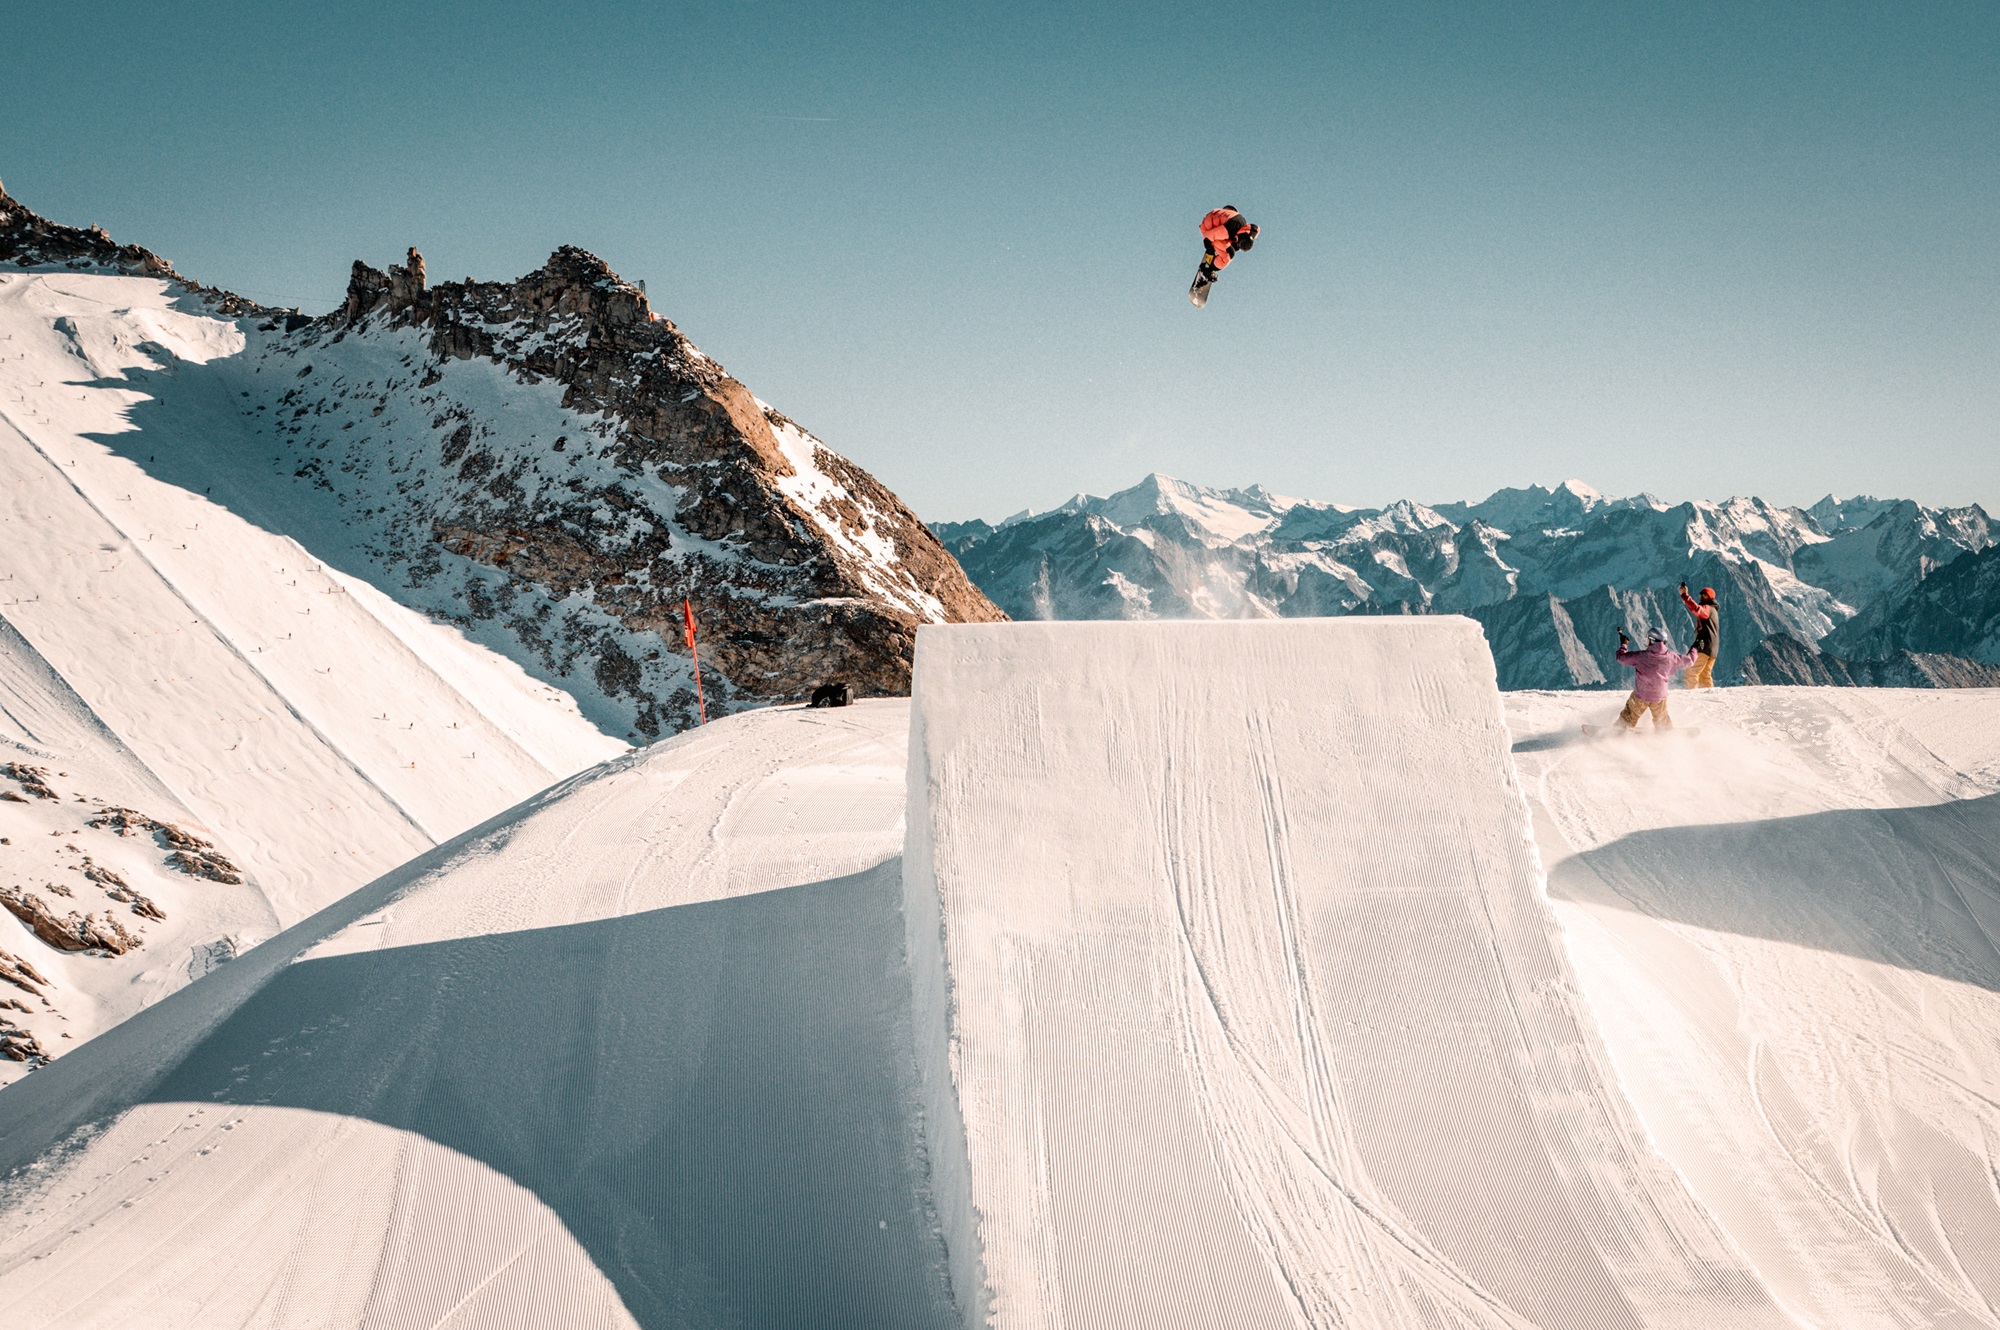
[906,620,1790,1329]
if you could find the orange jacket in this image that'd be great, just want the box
[1200,207,1242,269]
[1680,588,1718,654]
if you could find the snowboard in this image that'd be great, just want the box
[1581,723,1702,739]
[1190,266,1218,307]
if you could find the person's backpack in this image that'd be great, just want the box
[810,682,853,709]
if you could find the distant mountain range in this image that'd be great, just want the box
[934,474,1999,690]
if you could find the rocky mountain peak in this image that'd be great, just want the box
[5,186,1005,737]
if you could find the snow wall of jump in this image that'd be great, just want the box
[904,619,1792,1330]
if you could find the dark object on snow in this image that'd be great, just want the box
[810,682,854,709]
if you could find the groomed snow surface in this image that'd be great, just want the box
[1,620,1998,1327]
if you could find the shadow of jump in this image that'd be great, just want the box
[144,863,958,1330]
[1552,791,2000,992]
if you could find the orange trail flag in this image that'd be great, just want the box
[682,597,707,725]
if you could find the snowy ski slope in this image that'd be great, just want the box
[0,701,949,1329]
[906,620,1790,1329]
[0,271,625,1076]
[1512,687,2000,1328]
[0,619,1996,1328]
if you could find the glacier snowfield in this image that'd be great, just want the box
[0,619,1995,1328]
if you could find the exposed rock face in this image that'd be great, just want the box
[6,184,1004,737]
[87,807,243,884]
[0,948,50,996]
[1741,633,2000,689]
[82,860,165,919]
[0,1018,48,1065]
[0,760,259,1080]
[0,886,143,954]
[309,244,1002,731]
[1,763,58,801]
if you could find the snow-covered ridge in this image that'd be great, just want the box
[2,182,1003,744]
[938,471,1995,688]
[0,268,631,1085]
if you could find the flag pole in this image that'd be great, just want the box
[682,597,707,725]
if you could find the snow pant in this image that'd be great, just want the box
[1683,653,1715,688]
[1618,695,1672,729]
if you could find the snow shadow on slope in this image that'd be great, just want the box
[1552,791,2000,990]
[70,350,654,738]
[139,862,958,1330]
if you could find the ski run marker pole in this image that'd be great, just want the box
[682,597,707,725]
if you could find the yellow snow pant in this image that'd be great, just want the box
[1683,653,1715,688]
[1619,695,1672,729]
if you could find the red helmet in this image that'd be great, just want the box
[1700,586,1715,600]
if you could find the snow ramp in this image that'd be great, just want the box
[906,620,1790,1329]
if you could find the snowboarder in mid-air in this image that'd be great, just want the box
[1190,205,1259,307]
[1679,582,1719,688]
[1588,629,1698,735]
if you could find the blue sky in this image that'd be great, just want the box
[5,1,1995,519]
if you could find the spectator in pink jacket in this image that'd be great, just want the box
[1613,629,1696,729]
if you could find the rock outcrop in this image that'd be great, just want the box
[0,1017,48,1065]
[0,886,143,954]
[307,244,1003,730]
[1,763,58,801]
[87,807,243,884]
[0,948,50,996]
[82,860,166,919]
